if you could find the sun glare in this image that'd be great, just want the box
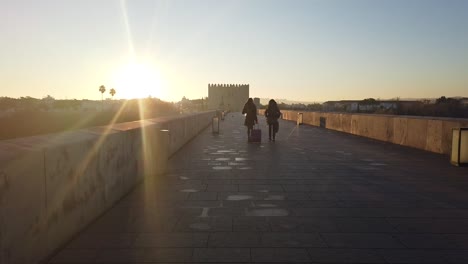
[112,62,164,99]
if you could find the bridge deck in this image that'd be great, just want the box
[49,113,468,263]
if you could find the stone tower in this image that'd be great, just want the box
[207,84,249,112]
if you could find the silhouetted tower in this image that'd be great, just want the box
[207,84,249,112]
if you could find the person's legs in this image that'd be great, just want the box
[273,122,278,141]
[247,126,252,141]
[268,124,272,140]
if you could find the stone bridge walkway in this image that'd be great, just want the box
[49,113,468,263]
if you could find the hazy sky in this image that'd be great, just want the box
[2,0,467,102]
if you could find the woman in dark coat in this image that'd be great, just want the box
[242,98,258,140]
[265,99,281,141]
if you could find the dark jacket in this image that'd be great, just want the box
[242,102,258,127]
[265,107,281,125]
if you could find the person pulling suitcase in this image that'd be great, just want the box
[242,98,258,142]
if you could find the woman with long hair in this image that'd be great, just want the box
[265,99,281,141]
[242,98,258,141]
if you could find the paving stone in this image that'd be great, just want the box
[208,232,261,247]
[209,207,246,217]
[396,234,468,249]
[48,249,98,263]
[188,192,219,201]
[176,200,222,208]
[282,184,313,192]
[239,184,285,192]
[334,218,397,233]
[128,217,179,233]
[233,216,271,232]
[169,183,207,191]
[95,248,193,262]
[206,184,239,192]
[260,233,327,248]
[269,217,339,232]
[337,199,452,208]
[307,248,385,263]
[381,208,468,218]
[204,179,233,185]
[307,193,340,201]
[443,250,468,263]
[222,200,255,208]
[218,191,266,200]
[253,200,294,208]
[193,248,251,262]
[66,233,137,249]
[153,191,190,201]
[321,233,406,248]
[376,249,448,263]
[85,215,176,233]
[174,216,233,232]
[133,233,209,247]
[292,207,383,217]
[388,218,468,233]
[266,192,311,201]
[251,248,311,262]
[294,200,339,208]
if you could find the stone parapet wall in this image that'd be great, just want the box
[278,110,468,155]
[0,111,215,264]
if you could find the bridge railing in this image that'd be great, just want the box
[277,110,468,155]
[0,111,215,264]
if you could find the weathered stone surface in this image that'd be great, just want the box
[0,142,47,264]
[0,111,214,264]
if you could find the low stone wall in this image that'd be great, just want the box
[279,110,468,155]
[0,111,215,264]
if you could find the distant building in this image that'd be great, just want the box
[323,100,359,112]
[80,100,100,111]
[179,97,207,113]
[208,84,249,112]
[323,100,422,112]
[253,97,260,108]
[459,97,468,106]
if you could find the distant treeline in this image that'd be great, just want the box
[277,96,468,119]
[0,97,178,140]
[391,97,468,118]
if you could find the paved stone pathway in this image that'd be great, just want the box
[49,113,468,263]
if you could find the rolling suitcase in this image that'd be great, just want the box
[250,125,261,143]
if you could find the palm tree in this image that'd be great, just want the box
[99,85,106,101]
[110,88,116,99]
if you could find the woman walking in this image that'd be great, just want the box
[265,99,281,141]
[242,98,258,141]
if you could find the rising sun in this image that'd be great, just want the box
[112,62,163,99]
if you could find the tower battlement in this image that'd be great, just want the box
[208,84,249,88]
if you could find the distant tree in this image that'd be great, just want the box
[0,97,18,111]
[99,85,106,101]
[306,103,322,111]
[110,88,116,99]
[360,98,378,105]
[435,96,459,105]
[433,96,463,117]
[436,96,447,104]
